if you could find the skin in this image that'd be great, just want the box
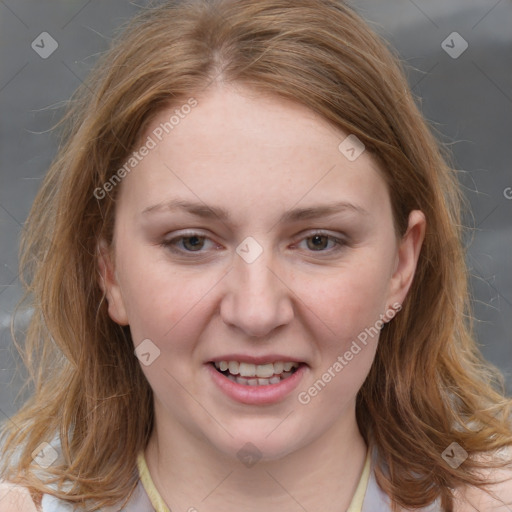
[97,82,427,512]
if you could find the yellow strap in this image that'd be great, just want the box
[137,447,371,512]
[347,447,371,512]
[136,452,171,512]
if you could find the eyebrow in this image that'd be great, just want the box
[141,199,369,224]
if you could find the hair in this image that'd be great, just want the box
[1,0,511,510]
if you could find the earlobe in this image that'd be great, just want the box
[97,238,129,326]
[388,210,426,307]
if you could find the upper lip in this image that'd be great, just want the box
[208,354,307,365]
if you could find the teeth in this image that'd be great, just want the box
[214,360,300,380]
[273,362,284,374]
[254,363,274,378]
[233,375,290,386]
[239,362,256,377]
[228,361,239,375]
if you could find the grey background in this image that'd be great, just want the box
[1,0,511,423]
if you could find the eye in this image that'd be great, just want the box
[160,231,217,254]
[296,231,346,253]
[160,230,347,257]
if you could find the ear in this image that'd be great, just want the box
[97,238,129,326]
[386,210,426,308]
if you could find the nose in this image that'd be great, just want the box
[220,248,294,338]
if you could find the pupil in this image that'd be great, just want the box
[184,236,203,251]
[309,235,327,251]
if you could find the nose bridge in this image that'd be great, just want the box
[221,243,294,337]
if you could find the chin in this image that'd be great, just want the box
[206,422,308,464]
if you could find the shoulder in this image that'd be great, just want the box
[0,481,39,512]
[452,446,512,512]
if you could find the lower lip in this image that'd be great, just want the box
[206,363,307,405]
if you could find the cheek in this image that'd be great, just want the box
[295,262,386,410]
[115,246,206,348]
[303,251,394,403]
[299,258,392,346]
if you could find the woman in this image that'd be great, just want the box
[1,1,511,510]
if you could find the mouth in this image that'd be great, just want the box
[207,359,308,405]
[209,360,303,386]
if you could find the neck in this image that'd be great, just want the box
[144,401,368,512]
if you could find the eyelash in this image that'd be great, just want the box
[159,230,347,257]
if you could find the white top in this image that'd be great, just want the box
[36,445,443,511]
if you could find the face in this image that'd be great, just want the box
[98,83,425,462]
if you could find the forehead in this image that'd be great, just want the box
[117,84,391,225]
